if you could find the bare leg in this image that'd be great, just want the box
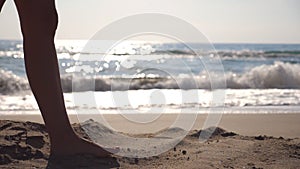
[0,0,5,12]
[13,0,116,157]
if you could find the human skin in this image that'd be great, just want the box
[1,0,117,157]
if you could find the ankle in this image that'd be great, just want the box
[50,132,79,146]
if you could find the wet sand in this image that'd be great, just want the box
[1,113,300,138]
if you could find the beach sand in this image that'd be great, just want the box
[0,114,300,168]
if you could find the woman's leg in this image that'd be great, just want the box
[13,0,115,157]
[0,0,5,12]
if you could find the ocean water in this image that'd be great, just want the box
[1,40,300,114]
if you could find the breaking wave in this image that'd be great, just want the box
[226,61,300,89]
[1,62,300,94]
[0,69,29,94]
[61,61,300,92]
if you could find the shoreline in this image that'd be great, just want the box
[1,113,299,138]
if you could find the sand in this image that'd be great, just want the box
[1,113,300,137]
[0,114,300,168]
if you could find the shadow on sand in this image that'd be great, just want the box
[46,155,120,169]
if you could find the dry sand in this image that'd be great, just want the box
[0,114,300,168]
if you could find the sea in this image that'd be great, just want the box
[1,39,300,115]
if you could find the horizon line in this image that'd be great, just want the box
[0,38,300,45]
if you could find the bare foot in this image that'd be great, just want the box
[50,135,119,157]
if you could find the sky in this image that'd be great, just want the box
[0,0,299,43]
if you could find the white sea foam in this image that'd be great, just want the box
[62,62,300,91]
[0,69,29,94]
[226,61,300,89]
[1,89,300,114]
[1,62,300,95]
